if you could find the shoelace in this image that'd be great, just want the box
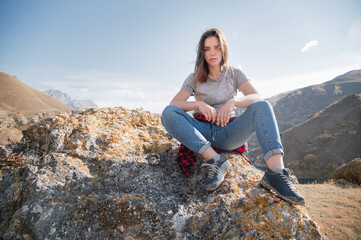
[201,162,220,178]
[285,168,299,184]
[210,122,229,141]
[281,169,299,192]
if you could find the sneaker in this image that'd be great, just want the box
[201,155,232,192]
[260,168,305,205]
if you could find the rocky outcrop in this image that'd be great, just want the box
[0,107,324,239]
[331,158,361,185]
[248,94,361,179]
[0,112,61,145]
[44,89,98,109]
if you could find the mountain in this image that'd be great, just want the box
[0,72,72,119]
[269,69,361,132]
[0,107,323,239]
[326,69,361,83]
[239,69,361,148]
[248,94,361,178]
[44,89,98,109]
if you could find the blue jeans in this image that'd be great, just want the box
[161,100,283,161]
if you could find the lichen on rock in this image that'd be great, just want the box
[0,107,324,239]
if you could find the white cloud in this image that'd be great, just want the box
[300,40,318,53]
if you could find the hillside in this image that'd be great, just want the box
[248,94,361,178]
[0,72,72,119]
[270,69,361,132]
[0,72,73,144]
[241,69,361,148]
[44,89,98,109]
[327,69,361,84]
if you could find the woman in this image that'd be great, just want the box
[161,28,305,205]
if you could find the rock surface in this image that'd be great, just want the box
[0,107,324,239]
[0,112,59,145]
[331,158,361,185]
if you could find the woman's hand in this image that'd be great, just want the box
[217,99,235,127]
[197,101,217,123]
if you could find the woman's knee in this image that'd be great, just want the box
[161,105,183,124]
[250,100,272,111]
[162,105,181,116]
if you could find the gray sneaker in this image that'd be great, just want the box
[201,155,232,192]
[260,168,305,205]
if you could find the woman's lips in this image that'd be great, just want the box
[210,58,218,61]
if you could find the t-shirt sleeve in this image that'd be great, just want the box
[181,73,196,95]
[234,68,250,89]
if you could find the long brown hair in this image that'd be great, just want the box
[194,28,229,84]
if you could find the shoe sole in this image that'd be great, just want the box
[205,163,232,192]
[260,179,305,205]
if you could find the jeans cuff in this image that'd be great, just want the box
[264,148,284,161]
[198,141,211,155]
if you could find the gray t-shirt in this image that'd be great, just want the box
[181,66,249,115]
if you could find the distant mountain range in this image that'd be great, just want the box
[240,69,361,148]
[268,69,361,132]
[43,89,98,109]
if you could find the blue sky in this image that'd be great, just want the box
[1,0,360,113]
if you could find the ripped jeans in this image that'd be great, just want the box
[161,100,283,161]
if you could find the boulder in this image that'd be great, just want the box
[331,158,361,185]
[0,107,324,239]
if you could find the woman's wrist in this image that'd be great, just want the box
[195,101,203,109]
[226,99,236,109]
[228,99,236,106]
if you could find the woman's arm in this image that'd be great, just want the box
[169,90,217,122]
[169,90,196,111]
[233,80,263,108]
[216,80,263,126]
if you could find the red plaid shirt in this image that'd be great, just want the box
[176,113,250,176]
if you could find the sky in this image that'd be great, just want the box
[0,0,360,113]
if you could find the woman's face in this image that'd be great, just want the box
[203,36,222,68]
